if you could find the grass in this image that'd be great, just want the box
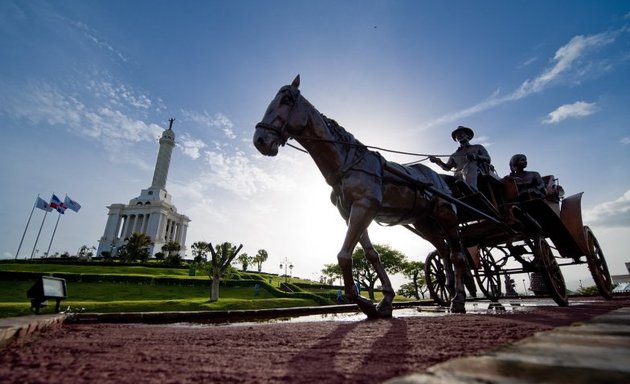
[0,261,331,318]
[0,262,412,318]
[0,263,193,277]
[0,279,319,318]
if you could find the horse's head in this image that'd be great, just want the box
[254,75,306,156]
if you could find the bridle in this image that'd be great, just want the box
[255,86,301,147]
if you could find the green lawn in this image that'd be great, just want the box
[0,279,318,318]
[0,263,194,277]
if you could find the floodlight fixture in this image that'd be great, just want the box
[26,276,68,314]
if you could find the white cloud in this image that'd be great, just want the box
[543,101,599,124]
[424,29,619,129]
[201,150,297,198]
[87,79,152,109]
[584,190,630,228]
[0,79,163,165]
[178,132,207,160]
[518,33,614,94]
[621,137,630,145]
[182,110,236,139]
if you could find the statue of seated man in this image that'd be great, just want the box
[429,126,492,190]
[508,154,546,200]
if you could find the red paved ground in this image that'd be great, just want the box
[1,297,628,384]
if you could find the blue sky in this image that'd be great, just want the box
[1,1,629,291]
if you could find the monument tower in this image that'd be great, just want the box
[96,119,190,258]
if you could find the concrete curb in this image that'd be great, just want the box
[0,314,66,350]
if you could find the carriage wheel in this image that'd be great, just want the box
[474,247,502,301]
[535,237,568,306]
[424,250,451,307]
[584,226,613,299]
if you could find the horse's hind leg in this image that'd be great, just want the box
[414,207,467,313]
[359,231,394,318]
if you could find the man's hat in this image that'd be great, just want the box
[451,126,474,141]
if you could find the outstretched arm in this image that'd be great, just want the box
[429,156,454,171]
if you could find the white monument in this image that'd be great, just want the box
[96,118,190,257]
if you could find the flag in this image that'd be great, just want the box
[49,194,66,214]
[35,197,53,212]
[64,195,81,212]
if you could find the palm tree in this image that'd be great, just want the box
[237,253,251,271]
[117,233,152,263]
[191,241,210,263]
[253,249,269,272]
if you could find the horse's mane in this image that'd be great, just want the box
[321,114,364,148]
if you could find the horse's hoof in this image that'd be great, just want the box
[355,296,379,319]
[376,302,393,318]
[450,302,466,314]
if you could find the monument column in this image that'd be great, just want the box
[151,118,176,190]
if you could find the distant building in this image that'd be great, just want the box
[96,119,190,258]
[612,262,630,286]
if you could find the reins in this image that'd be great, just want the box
[285,135,453,164]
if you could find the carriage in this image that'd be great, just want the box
[420,171,613,307]
[254,75,612,318]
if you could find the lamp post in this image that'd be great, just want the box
[279,257,293,284]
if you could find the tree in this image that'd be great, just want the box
[399,260,427,299]
[202,242,243,302]
[116,233,152,263]
[252,249,269,272]
[321,263,342,286]
[77,245,95,261]
[352,244,407,300]
[161,241,182,266]
[237,253,251,271]
[191,241,211,263]
[397,282,420,299]
[576,285,599,295]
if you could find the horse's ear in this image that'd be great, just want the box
[291,74,300,89]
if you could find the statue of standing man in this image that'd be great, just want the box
[429,126,492,190]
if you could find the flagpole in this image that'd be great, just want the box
[16,195,39,259]
[45,211,63,258]
[31,210,49,259]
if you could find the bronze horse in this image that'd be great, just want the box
[254,75,467,317]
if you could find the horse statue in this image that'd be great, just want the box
[253,75,467,317]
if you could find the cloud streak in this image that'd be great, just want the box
[424,29,621,129]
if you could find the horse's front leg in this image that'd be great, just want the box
[359,231,394,318]
[337,198,379,318]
